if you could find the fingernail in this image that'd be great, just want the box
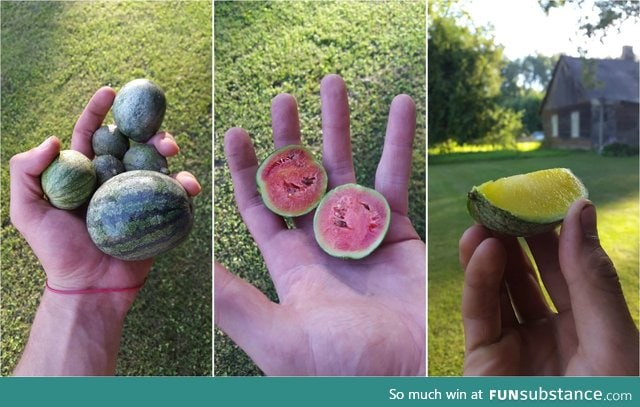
[580,201,598,239]
[39,136,55,148]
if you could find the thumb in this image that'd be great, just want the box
[559,199,638,366]
[9,137,61,227]
[214,261,281,373]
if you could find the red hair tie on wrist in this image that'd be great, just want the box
[45,279,145,294]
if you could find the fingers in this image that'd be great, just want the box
[462,237,507,351]
[375,94,416,215]
[559,199,639,367]
[148,131,180,157]
[9,137,61,227]
[459,224,493,271]
[271,94,302,148]
[224,128,287,244]
[320,74,356,189]
[172,171,201,197]
[71,87,116,157]
[214,262,280,373]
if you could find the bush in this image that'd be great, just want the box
[601,142,640,157]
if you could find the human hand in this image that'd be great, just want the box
[460,198,639,376]
[215,74,425,376]
[9,87,201,297]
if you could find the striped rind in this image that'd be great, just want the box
[467,188,560,237]
[86,170,193,261]
[41,150,97,210]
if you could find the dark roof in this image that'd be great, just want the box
[563,56,639,103]
[541,55,639,112]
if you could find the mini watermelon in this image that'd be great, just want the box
[41,150,97,210]
[93,154,125,185]
[86,170,194,261]
[112,79,166,143]
[123,143,169,174]
[256,144,327,217]
[91,124,130,159]
[313,183,391,259]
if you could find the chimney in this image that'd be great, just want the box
[621,46,635,61]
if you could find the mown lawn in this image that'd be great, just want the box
[214,1,426,375]
[1,1,212,376]
[428,150,639,376]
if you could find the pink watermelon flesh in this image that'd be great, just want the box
[313,184,390,259]
[257,145,327,216]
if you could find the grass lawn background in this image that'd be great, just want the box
[1,1,212,376]
[214,1,426,375]
[428,150,639,375]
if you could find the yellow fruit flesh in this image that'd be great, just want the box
[477,168,588,223]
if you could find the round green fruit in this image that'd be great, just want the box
[93,154,125,185]
[86,170,194,261]
[467,168,588,236]
[122,143,169,174]
[256,144,327,217]
[41,150,97,210]
[91,124,129,159]
[112,79,166,143]
[313,183,390,259]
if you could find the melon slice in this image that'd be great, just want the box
[256,144,327,217]
[313,183,390,259]
[467,168,588,236]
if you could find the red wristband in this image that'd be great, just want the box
[45,279,145,295]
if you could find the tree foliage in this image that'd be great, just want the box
[428,0,522,146]
[539,0,640,39]
[500,54,558,133]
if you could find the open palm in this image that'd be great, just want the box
[215,74,425,376]
[9,87,200,292]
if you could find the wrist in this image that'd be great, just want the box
[43,281,140,316]
[14,288,134,375]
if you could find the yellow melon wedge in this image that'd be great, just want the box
[467,168,588,236]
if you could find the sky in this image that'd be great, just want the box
[464,0,640,60]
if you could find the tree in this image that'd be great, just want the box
[539,0,640,39]
[428,0,522,146]
[500,54,558,134]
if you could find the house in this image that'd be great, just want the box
[540,46,639,151]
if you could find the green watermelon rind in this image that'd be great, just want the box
[313,183,391,260]
[122,143,169,174]
[256,144,328,217]
[467,187,562,237]
[93,154,125,185]
[41,150,97,210]
[86,170,194,261]
[112,79,166,143]
[91,125,130,159]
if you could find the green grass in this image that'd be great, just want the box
[214,1,426,375]
[1,1,212,376]
[428,150,639,376]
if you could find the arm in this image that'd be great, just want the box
[14,290,135,376]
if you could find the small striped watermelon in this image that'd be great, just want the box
[86,170,193,261]
[112,79,166,143]
[41,150,97,210]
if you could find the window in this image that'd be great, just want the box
[571,111,580,138]
[551,114,558,137]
